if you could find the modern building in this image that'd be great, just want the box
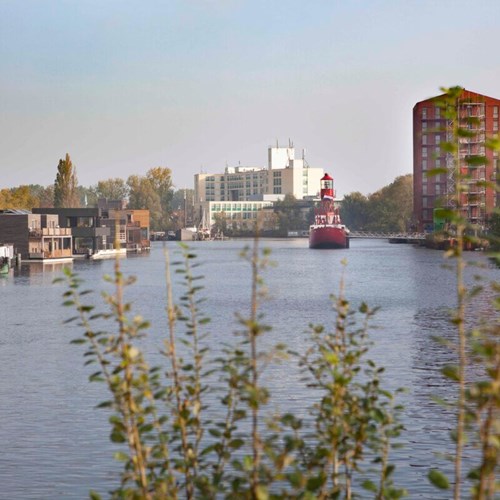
[0,209,72,260]
[413,89,500,232]
[193,142,324,231]
[33,202,150,255]
[97,199,150,252]
[32,207,111,255]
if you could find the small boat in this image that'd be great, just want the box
[309,173,349,249]
[89,248,127,260]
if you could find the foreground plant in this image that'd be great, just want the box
[58,239,404,499]
[427,86,500,499]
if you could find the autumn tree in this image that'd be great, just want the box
[0,185,39,210]
[127,167,173,231]
[54,154,79,208]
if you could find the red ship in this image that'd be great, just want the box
[309,173,349,249]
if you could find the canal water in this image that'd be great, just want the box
[0,238,498,498]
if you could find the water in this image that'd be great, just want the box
[0,238,498,498]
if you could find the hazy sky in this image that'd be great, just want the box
[1,0,500,197]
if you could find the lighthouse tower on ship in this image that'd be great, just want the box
[308,173,349,249]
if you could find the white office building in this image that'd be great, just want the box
[194,143,324,230]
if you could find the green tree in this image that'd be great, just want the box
[340,191,370,230]
[273,194,310,235]
[54,154,79,208]
[27,184,54,208]
[341,175,413,232]
[370,174,413,232]
[93,177,129,202]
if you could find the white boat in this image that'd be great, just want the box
[89,248,127,260]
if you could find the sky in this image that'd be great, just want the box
[1,0,500,198]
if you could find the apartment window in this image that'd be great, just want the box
[422,159,428,170]
[422,135,427,145]
[422,147,427,158]
[422,122,427,130]
[494,121,498,132]
[422,107,428,119]
[435,184,441,195]
[435,106,441,119]
[422,183,428,195]
[435,135,440,145]
[494,106,499,118]
[435,159,441,168]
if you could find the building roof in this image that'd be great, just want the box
[414,88,500,108]
[0,209,32,215]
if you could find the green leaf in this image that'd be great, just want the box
[306,474,325,491]
[113,451,129,462]
[428,469,449,489]
[110,431,126,443]
[361,479,378,492]
[441,364,459,381]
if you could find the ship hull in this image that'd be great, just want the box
[309,225,349,249]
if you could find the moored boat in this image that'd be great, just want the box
[309,173,349,249]
[89,248,127,260]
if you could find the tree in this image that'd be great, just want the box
[371,174,413,232]
[28,184,54,208]
[340,175,413,232]
[93,178,129,202]
[0,185,39,210]
[127,167,173,231]
[54,154,79,208]
[273,194,310,235]
[340,192,370,230]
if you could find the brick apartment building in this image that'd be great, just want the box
[413,88,500,232]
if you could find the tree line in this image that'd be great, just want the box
[0,154,194,232]
[0,153,414,233]
[268,174,414,236]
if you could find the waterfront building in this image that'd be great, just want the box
[33,202,151,254]
[97,199,150,252]
[413,88,500,232]
[0,209,72,260]
[193,142,324,231]
[32,207,110,255]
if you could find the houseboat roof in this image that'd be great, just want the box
[0,209,32,215]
